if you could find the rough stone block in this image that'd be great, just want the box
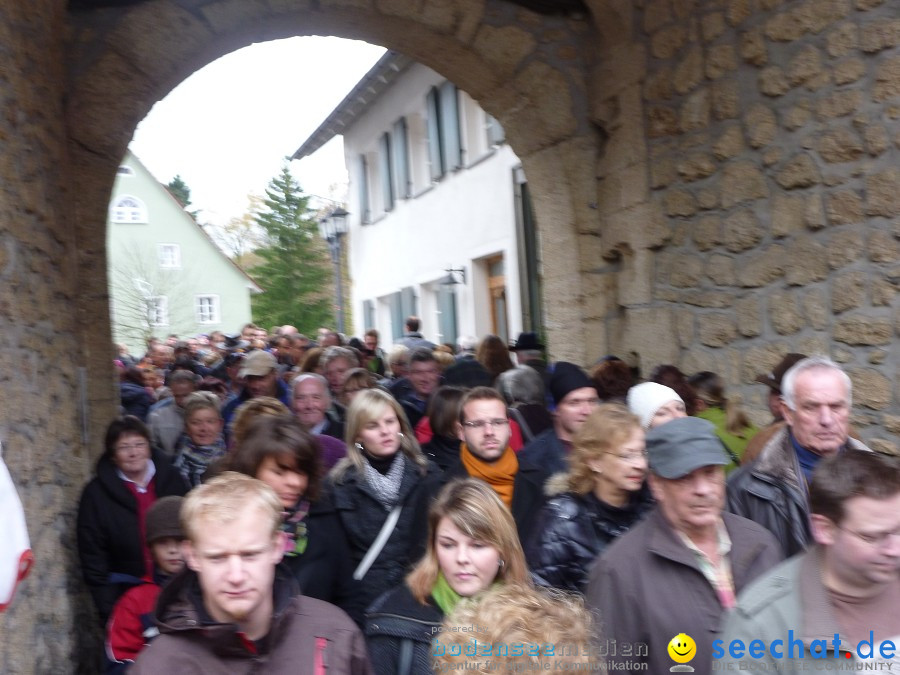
[650,155,678,188]
[834,315,892,345]
[873,278,898,306]
[765,10,806,42]
[682,290,735,307]
[674,46,704,94]
[699,312,738,347]
[848,368,892,409]
[771,193,806,237]
[677,153,716,181]
[805,193,826,229]
[828,229,865,269]
[723,209,764,252]
[736,296,762,336]
[692,215,721,250]
[826,22,859,57]
[786,236,828,285]
[827,190,864,225]
[663,188,698,216]
[869,229,900,262]
[817,90,863,119]
[788,45,824,87]
[860,19,900,53]
[864,124,890,155]
[738,245,787,287]
[782,103,812,131]
[712,79,741,120]
[722,161,768,207]
[745,103,777,148]
[706,254,736,285]
[698,187,719,210]
[817,128,864,163]
[833,58,866,86]
[648,105,680,137]
[644,67,675,101]
[873,56,900,102]
[675,307,696,347]
[681,88,712,130]
[769,290,804,334]
[651,24,688,59]
[713,124,745,160]
[727,0,754,26]
[706,44,738,79]
[866,169,900,216]
[644,0,674,34]
[472,24,537,71]
[803,288,828,329]
[701,12,726,42]
[832,270,866,313]
[740,26,767,66]
[759,66,790,96]
[743,342,794,382]
[776,153,821,189]
[857,0,885,8]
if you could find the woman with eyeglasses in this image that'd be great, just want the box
[525,403,654,593]
[76,416,189,626]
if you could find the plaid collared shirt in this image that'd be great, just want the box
[677,519,736,609]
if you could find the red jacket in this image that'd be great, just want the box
[105,578,162,672]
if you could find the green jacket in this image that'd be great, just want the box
[696,407,757,473]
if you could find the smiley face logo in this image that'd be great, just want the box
[668,633,696,664]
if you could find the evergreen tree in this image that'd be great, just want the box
[166,174,199,220]
[250,163,333,333]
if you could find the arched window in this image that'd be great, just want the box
[110,195,148,223]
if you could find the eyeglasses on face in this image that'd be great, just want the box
[115,441,150,453]
[462,419,509,430]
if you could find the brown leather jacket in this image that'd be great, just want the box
[131,567,373,674]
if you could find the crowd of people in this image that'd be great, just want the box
[76,319,900,673]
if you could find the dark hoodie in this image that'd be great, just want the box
[131,566,372,674]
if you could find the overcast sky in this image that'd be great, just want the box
[129,37,386,228]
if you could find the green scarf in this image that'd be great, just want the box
[431,572,462,615]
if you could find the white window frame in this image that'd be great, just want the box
[110,195,148,223]
[157,243,181,269]
[195,294,220,324]
[116,166,135,177]
[149,296,168,327]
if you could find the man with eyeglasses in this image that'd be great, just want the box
[424,386,548,543]
[719,450,900,672]
[586,416,781,675]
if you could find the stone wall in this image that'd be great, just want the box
[591,0,900,448]
[0,1,102,672]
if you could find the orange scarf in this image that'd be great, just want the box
[460,443,518,508]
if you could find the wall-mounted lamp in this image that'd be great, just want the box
[440,267,467,286]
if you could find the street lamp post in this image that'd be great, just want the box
[318,207,350,334]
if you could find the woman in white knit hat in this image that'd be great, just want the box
[626,382,687,430]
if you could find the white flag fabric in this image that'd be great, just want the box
[0,441,33,611]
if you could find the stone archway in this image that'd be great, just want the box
[1,1,620,670]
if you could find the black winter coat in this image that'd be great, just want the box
[423,456,549,545]
[365,584,443,675]
[420,435,460,473]
[283,496,366,625]
[526,485,655,593]
[518,429,568,475]
[326,456,441,613]
[76,449,189,624]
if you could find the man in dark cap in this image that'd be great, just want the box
[509,332,549,387]
[518,362,599,474]
[586,417,781,675]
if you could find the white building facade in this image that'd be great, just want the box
[294,52,542,347]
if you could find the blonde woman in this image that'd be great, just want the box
[365,478,530,675]
[526,403,654,593]
[326,388,440,614]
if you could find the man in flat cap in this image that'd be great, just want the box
[586,416,781,675]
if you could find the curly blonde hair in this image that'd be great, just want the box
[433,584,595,672]
[568,403,641,495]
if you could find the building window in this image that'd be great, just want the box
[358,154,371,224]
[195,295,220,324]
[110,195,148,223]
[158,243,181,269]
[392,117,411,199]
[378,132,395,212]
[149,296,168,327]
[364,299,375,333]
[425,83,462,181]
[117,166,135,177]
[486,114,506,147]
